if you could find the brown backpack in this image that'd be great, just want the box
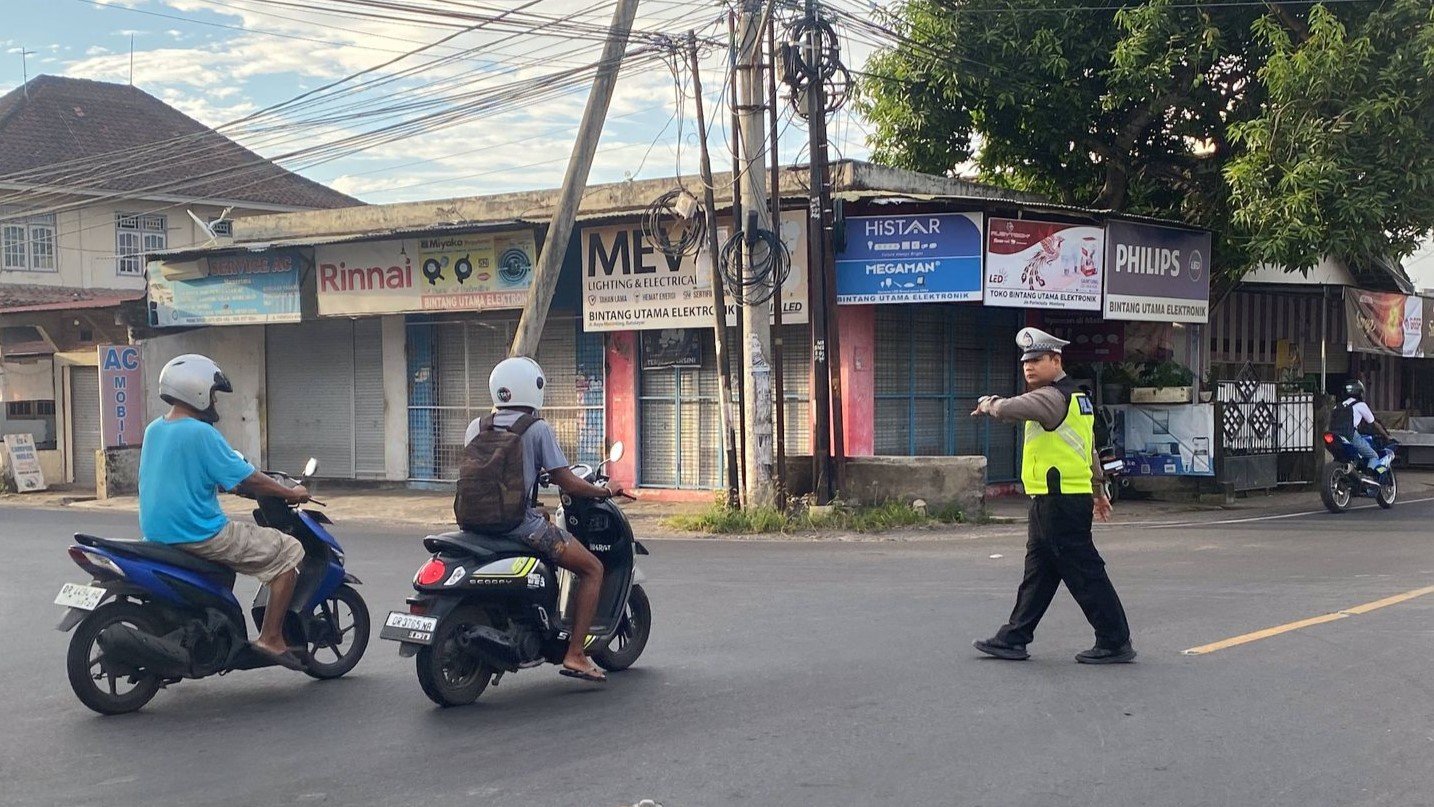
[454,413,539,533]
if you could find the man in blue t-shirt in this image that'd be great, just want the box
[139,354,311,671]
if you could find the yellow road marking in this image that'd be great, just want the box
[1183,584,1434,656]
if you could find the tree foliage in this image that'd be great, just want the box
[858,0,1434,280]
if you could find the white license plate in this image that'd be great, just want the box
[54,583,106,611]
[380,611,439,645]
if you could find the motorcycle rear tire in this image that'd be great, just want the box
[592,584,651,672]
[66,601,164,715]
[416,605,494,707]
[1378,469,1397,509]
[1319,462,1352,514]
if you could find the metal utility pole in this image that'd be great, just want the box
[728,10,748,500]
[767,16,787,504]
[735,0,776,509]
[511,0,640,357]
[801,0,835,504]
[688,33,740,509]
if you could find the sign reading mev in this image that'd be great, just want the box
[1104,222,1211,323]
[581,212,808,332]
[98,346,144,448]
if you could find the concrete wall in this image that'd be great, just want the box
[604,331,638,490]
[139,326,267,464]
[380,315,408,481]
[97,446,140,499]
[844,455,988,516]
[839,305,875,457]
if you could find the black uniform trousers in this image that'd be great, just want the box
[994,494,1131,649]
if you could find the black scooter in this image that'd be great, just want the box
[381,443,651,707]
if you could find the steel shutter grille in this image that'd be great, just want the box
[352,319,386,478]
[267,320,356,477]
[70,367,101,486]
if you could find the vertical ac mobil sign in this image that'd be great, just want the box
[1104,222,1212,323]
[836,213,983,304]
[98,346,144,448]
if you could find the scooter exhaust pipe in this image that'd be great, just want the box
[456,625,522,671]
[97,624,190,678]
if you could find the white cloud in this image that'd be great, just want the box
[86,46,111,56]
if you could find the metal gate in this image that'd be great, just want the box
[638,325,811,489]
[70,366,100,487]
[407,316,605,483]
[266,319,386,479]
[1216,364,1317,490]
[873,305,1020,480]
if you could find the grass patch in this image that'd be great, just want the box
[664,499,978,535]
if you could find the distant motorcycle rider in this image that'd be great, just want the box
[1330,380,1393,473]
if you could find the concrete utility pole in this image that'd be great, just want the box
[511,0,640,357]
[735,0,776,508]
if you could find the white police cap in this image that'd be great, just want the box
[1016,327,1070,361]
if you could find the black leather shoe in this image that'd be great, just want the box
[1075,644,1137,664]
[973,638,1030,660]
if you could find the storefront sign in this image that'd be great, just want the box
[149,249,302,326]
[1110,403,1215,477]
[984,218,1104,310]
[98,345,144,448]
[641,329,702,369]
[316,230,537,316]
[835,212,983,304]
[1344,288,1430,357]
[2,433,46,492]
[1104,222,1211,323]
[581,212,808,332]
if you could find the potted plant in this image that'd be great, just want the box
[1131,361,1195,404]
[1099,362,1136,405]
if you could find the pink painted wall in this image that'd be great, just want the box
[604,331,638,490]
[839,305,875,456]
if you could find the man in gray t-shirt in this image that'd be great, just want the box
[465,356,630,683]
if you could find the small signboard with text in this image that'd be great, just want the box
[2,433,47,492]
[1103,222,1211,323]
[835,212,983,304]
[984,218,1104,310]
[98,346,145,448]
[149,249,302,326]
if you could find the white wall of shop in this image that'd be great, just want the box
[380,316,408,480]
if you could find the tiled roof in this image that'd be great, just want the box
[0,75,360,210]
[0,283,143,313]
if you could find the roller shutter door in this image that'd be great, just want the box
[70,366,101,486]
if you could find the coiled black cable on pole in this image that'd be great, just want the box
[642,188,707,259]
[719,216,790,307]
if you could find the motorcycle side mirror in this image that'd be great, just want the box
[302,457,319,479]
[608,442,625,464]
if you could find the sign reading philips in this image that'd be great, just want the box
[836,213,983,304]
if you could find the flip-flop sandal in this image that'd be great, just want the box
[252,645,306,671]
[559,666,607,683]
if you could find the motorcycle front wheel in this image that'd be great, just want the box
[66,601,163,715]
[1378,469,1397,509]
[1319,462,1352,514]
[416,605,494,707]
[592,584,651,672]
[303,584,370,680]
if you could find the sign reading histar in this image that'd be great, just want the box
[1103,222,1212,323]
[835,213,983,304]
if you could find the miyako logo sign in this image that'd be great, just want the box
[1104,221,1212,323]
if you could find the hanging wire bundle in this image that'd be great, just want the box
[719,221,790,306]
[781,13,850,118]
[643,188,708,258]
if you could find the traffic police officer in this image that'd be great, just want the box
[970,327,1135,664]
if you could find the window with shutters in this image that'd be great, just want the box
[0,210,58,272]
[116,212,166,276]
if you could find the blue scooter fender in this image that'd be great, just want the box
[55,580,151,632]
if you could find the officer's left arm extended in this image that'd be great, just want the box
[979,387,1066,430]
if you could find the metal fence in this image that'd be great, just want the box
[1216,364,1318,487]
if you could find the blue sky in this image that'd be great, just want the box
[3,0,874,205]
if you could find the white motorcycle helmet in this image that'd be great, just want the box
[489,356,545,410]
[158,354,232,423]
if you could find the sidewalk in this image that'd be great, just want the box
[7,472,1432,539]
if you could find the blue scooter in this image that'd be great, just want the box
[54,459,370,714]
[1319,432,1398,513]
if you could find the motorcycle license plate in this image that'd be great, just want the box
[380,611,438,645]
[54,583,106,611]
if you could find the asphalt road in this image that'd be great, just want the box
[2,494,1433,807]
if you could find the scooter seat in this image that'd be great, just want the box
[75,534,237,584]
[423,530,535,560]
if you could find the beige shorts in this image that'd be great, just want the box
[181,521,304,583]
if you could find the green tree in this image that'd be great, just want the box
[857,0,1434,283]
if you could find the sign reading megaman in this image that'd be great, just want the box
[835,213,983,304]
[984,218,1104,310]
[1104,221,1212,323]
[580,212,808,332]
[98,345,145,448]
[315,230,537,316]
